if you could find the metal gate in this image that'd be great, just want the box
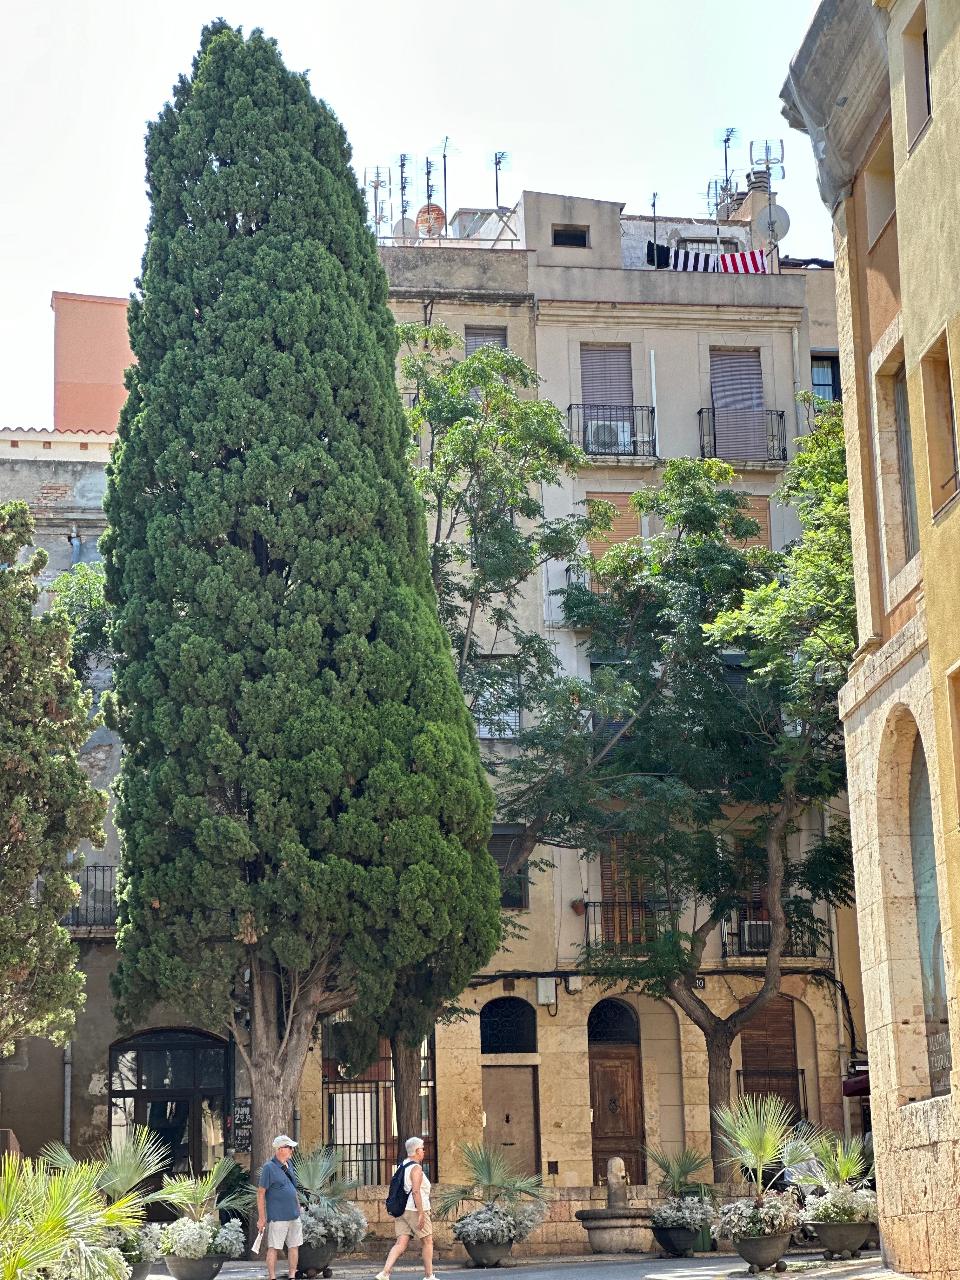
[320,1019,437,1185]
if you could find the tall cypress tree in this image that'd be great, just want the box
[103,23,500,1168]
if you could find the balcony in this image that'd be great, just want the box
[569,404,657,458]
[698,409,787,464]
[736,1068,808,1120]
[584,900,660,955]
[721,911,832,961]
[65,864,118,932]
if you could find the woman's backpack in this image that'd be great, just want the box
[385,1159,412,1217]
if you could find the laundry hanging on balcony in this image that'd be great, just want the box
[646,241,767,274]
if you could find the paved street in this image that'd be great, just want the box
[144,1251,891,1280]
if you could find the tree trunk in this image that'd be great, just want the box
[705,1028,735,1184]
[392,1035,424,1156]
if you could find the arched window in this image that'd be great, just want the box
[109,1029,227,1174]
[909,737,951,1095]
[480,997,537,1054]
[588,998,639,1045]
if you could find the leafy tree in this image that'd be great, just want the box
[50,561,113,683]
[499,404,855,1176]
[102,23,500,1171]
[0,501,106,1057]
[342,325,601,1138]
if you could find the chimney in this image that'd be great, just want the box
[747,169,770,194]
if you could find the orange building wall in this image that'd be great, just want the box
[52,292,131,434]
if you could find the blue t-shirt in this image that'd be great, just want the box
[258,1156,301,1221]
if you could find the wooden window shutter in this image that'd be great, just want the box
[580,345,633,405]
[600,839,656,948]
[585,490,639,559]
[737,496,771,549]
[465,326,507,355]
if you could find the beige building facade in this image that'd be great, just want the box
[1,187,860,1254]
[783,1,960,1274]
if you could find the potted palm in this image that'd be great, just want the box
[714,1095,808,1273]
[0,1151,144,1280]
[41,1125,169,1280]
[157,1156,251,1279]
[438,1142,547,1268]
[292,1145,367,1276]
[646,1146,713,1256]
[796,1134,876,1259]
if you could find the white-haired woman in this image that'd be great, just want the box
[376,1136,433,1280]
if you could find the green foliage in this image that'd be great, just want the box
[799,1133,873,1190]
[50,562,112,683]
[101,21,500,1152]
[158,1157,252,1222]
[0,1153,143,1280]
[41,1125,170,1204]
[437,1142,546,1218]
[0,502,107,1058]
[714,1095,811,1198]
[291,1146,356,1209]
[645,1145,712,1196]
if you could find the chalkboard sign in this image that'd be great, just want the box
[232,1097,252,1153]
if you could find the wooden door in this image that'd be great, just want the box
[738,994,802,1118]
[482,1066,540,1175]
[589,1044,644,1184]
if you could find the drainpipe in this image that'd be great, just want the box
[649,348,657,454]
[791,324,803,443]
[63,1041,73,1147]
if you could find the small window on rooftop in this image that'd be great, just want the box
[552,224,589,248]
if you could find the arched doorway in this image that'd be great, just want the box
[109,1029,227,1174]
[588,999,644,1184]
[479,998,540,1175]
[736,995,804,1120]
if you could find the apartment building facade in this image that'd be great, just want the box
[1,190,859,1248]
[783,1,960,1274]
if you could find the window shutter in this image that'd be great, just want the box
[738,496,771,549]
[580,345,633,405]
[600,839,656,948]
[490,826,528,909]
[710,348,765,457]
[585,491,638,559]
[465,326,508,355]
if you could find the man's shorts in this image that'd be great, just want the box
[266,1217,304,1250]
[395,1208,433,1239]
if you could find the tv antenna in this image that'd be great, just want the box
[494,151,508,208]
[364,166,391,238]
[748,139,789,269]
[425,156,435,208]
[398,154,410,223]
[721,126,737,185]
[442,137,450,237]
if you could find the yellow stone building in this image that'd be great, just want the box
[783,1,960,1274]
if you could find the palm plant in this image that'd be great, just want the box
[800,1133,873,1190]
[41,1124,170,1204]
[0,1153,143,1280]
[437,1142,545,1218]
[158,1155,253,1222]
[291,1145,357,1209]
[714,1095,813,1202]
[645,1146,711,1197]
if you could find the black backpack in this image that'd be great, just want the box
[385,1159,412,1217]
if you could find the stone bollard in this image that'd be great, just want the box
[606,1157,628,1208]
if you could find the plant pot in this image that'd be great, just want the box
[734,1232,792,1273]
[570,899,587,916]
[298,1240,338,1272]
[163,1257,225,1280]
[813,1220,870,1259]
[652,1224,698,1256]
[463,1239,513,1267]
[127,1265,152,1280]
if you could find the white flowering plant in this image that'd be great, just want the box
[651,1196,714,1231]
[802,1186,877,1225]
[106,1221,164,1263]
[159,1215,245,1259]
[714,1190,802,1240]
[300,1199,367,1250]
[451,1200,547,1246]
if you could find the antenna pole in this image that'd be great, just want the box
[494,151,506,209]
[399,154,409,224]
[442,137,449,237]
[651,192,658,270]
[425,156,434,234]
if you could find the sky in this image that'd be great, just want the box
[0,0,828,427]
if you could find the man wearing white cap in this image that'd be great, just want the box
[257,1134,302,1280]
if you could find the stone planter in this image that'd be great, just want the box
[297,1240,337,1276]
[163,1257,225,1280]
[575,1206,651,1254]
[127,1264,152,1280]
[463,1239,512,1267]
[813,1220,870,1259]
[734,1231,792,1273]
[652,1224,697,1256]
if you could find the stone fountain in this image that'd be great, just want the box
[575,1157,652,1253]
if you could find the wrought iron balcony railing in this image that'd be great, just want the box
[584,900,660,955]
[698,408,787,463]
[569,404,657,458]
[721,911,832,960]
[65,864,118,930]
[736,1068,808,1120]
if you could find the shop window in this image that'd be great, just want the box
[920,333,959,515]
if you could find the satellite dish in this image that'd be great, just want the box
[393,217,417,243]
[752,203,790,247]
[415,203,445,237]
